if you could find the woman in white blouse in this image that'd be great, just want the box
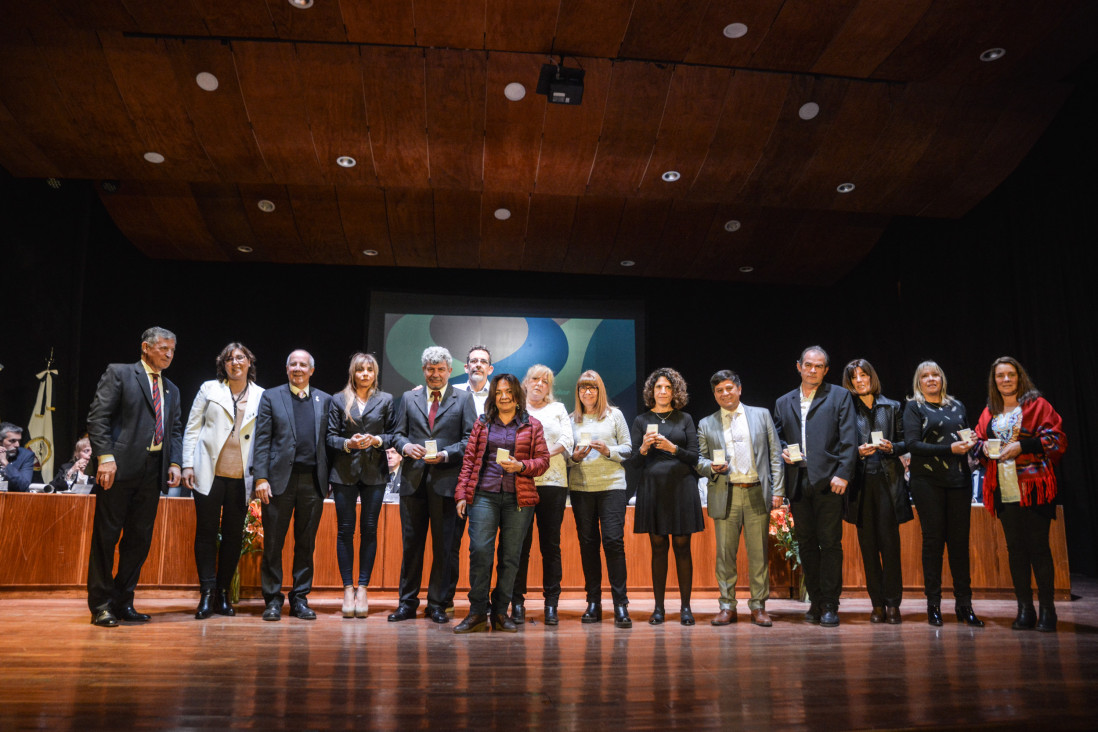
[568,370,633,628]
[181,343,264,620]
[509,365,575,626]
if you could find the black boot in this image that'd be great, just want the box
[580,602,602,623]
[955,604,984,627]
[614,604,632,629]
[214,589,235,617]
[544,605,559,626]
[927,604,943,627]
[194,589,215,620]
[1036,604,1057,633]
[1012,603,1036,630]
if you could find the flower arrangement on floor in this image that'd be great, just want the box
[769,504,806,600]
[229,498,264,603]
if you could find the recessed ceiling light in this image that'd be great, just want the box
[100,180,120,193]
[143,152,165,164]
[620,260,635,267]
[724,219,741,232]
[237,245,253,253]
[798,102,820,120]
[46,178,61,190]
[336,155,357,168]
[288,0,313,8]
[494,208,511,220]
[662,170,681,182]
[980,47,1006,62]
[504,82,526,101]
[362,249,378,257]
[836,182,855,193]
[738,265,754,273]
[195,72,219,91]
[257,199,276,212]
[723,23,748,39]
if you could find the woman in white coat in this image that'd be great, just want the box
[182,343,264,619]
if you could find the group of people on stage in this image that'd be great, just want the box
[70,328,1067,634]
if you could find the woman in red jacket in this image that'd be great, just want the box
[453,373,550,633]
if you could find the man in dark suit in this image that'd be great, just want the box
[253,349,331,621]
[0,423,35,492]
[85,327,183,627]
[773,346,857,627]
[389,346,477,623]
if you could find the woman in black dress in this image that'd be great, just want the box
[632,368,704,626]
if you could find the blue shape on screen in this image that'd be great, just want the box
[493,318,568,377]
[584,319,636,402]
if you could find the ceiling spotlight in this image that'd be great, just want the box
[257,199,276,213]
[738,265,754,273]
[836,182,856,193]
[723,23,748,39]
[362,249,378,257]
[494,208,512,220]
[504,82,526,101]
[336,155,357,168]
[195,72,219,91]
[724,220,741,232]
[980,47,1006,62]
[798,102,820,120]
[620,260,635,268]
[237,245,254,253]
[46,178,61,190]
[536,62,585,105]
[288,0,313,8]
[662,170,681,182]
[100,180,120,193]
[143,152,165,164]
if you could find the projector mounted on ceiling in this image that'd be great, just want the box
[536,62,585,106]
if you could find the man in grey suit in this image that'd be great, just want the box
[86,327,183,627]
[697,370,784,627]
[772,346,858,628]
[254,349,331,621]
[388,346,477,623]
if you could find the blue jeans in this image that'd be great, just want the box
[467,491,534,615]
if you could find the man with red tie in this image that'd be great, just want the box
[85,327,183,627]
[388,346,477,623]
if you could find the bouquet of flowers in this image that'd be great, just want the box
[769,504,800,572]
[229,498,264,602]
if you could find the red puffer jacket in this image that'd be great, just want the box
[455,414,550,507]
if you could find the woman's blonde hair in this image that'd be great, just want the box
[909,360,954,406]
[572,370,612,422]
[341,352,380,420]
[523,364,556,405]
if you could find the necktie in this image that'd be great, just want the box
[731,412,750,474]
[151,373,163,445]
[428,390,441,431]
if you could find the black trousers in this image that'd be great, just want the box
[193,476,247,592]
[260,470,324,605]
[790,470,845,608]
[397,480,455,611]
[444,510,466,608]
[998,502,1055,606]
[86,453,163,613]
[332,482,387,587]
[910,478,972,605]
[856,471,903,608]
[570,489,629,606]
[511,484,569,606]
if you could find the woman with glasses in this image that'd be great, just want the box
[568,370,634,628]
[181,343,264,619]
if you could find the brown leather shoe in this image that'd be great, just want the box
[885,606,902,624]
[870,606,885,624]
[711,608,736,626]
[750,608,773,627]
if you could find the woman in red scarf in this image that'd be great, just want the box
[975,357,1067,632]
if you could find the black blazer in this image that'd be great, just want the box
[773,381,858,499]
[86,361,183,493]
[326,390,395,486]
[843,395,914,525]
[391,385,477,498]
[253,384,332,497]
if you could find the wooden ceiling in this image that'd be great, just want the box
[1,1,1095,283]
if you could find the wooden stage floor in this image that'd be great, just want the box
[3,581,1098,730]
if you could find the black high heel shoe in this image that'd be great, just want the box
[580,602,602,623]
[679,607,695,626]
[927,604,943,627]
[648,606,665,625]
[194,590,214,620]
[955,605,984,627]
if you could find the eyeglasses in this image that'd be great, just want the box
[226,354,249,363]
[467,358,490,365]
[579,386,599,393]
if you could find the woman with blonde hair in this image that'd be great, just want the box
[48,435,96,492]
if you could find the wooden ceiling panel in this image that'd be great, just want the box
[690,203,761,274]
[618,0,711,62]
[336,186,395,266]
[341,0,415,45]
[425,49,487,191]
[782,211,885,283]
[479,191,530,268]
[0,101,58,178]
[534,57,612,196]
[433,189,482,269]
[267,0,348,43]
[870,0,1003,82]
[602,198,672,276]
[811,0,931,79]
[691,70,791,201]
[483,52,546,192]
[486,0,558,53]
[748,0,860,72]
[560,196,625,274]
[189,183,259,254]
[295,44,376,186]
[523,194,578,272]
[645,200,718,278]
[99,33,219,183]
[360,47,430,188]
[116,0,208,36]
[286,185,351,265]
[47,0,137,32]
[98,185,187,259]
[414,0,486,50]
[683,0,785,67]
[586,62,673,195]
[233,42,325,185]
[140,182,228,261]
[237,184,303,262]
[189,0,277,38]
[553,0,632,57]
[385,188,437,267]
[638,65,731,198]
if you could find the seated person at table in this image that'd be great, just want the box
[0,422,35,492]
[49,436,96,492]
